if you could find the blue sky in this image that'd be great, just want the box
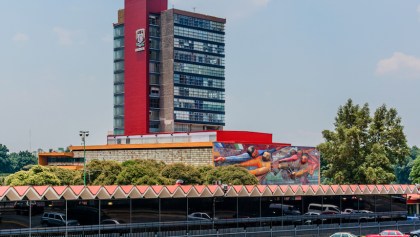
[1,0,420,152]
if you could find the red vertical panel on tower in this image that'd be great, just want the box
[124,0,167,136]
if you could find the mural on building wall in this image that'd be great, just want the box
[213,143,320,185]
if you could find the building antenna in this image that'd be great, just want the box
[172,4,174,9]
[193,7,196,12]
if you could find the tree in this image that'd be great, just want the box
[49,167,83,185]
[86,160,122,185]
[395,146,418,184]
[161,163,203,184]
[318,99,409,184]
[116,159,171,185]
[5,165,61,186]
[9,151,37,172]
[0,144,12,173]
[409,147,420,184]
[204,166,259,185]
[4,165,82,186]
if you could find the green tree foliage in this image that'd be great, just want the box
[116,159,171,185]
[395,146,418,184]
[318,99,409,184]
[197,165,216,184]
[204,166,259,185]
[0,144,12,173]
[5,165,61,186]
[2,154,260,185]
[161,163,202,184]
[408,147,420,183]
[9,151,37,172]
[87,160,122,185]
[4,165,83,186]
[48,167,83,185]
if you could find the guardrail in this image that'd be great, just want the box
[0,211,412,237]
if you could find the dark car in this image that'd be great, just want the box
[269,203,301,216]
[41,212,79,227]
[67,205,109,225]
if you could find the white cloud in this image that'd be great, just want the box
[375,52,420,78]
[12,33,29,42]
[53,27,76,46]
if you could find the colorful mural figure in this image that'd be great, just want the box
[213,143,320,185]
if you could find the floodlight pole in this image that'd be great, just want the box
[80,131,89,186]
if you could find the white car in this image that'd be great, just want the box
[329,232,358,237]
[187,212,214,221]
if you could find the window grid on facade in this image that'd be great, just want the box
[114,23,125,135]
[174,50,224,67]
[174,62,224,78]
[174,38,224,55]
[174,110,225,124]
[174,74,224,89]
[174,86,225,101]
[174,14,225,32]
[174,98,225,112]
[174,26,224,43]
[149,14,162,132]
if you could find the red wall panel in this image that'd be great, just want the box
[124,0,167,136]
[216,131,274,144]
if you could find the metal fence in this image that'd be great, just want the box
[2,220,420,237]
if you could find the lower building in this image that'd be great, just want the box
[38,130,321,185]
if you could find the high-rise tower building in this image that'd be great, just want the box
[113,0,226,136]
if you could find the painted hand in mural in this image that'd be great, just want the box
[214,157,226,163]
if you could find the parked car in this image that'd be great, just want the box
[409,227,420,237]
[269,203,301,216]
[342,209,354,214]
[343,209,375,222]
[187,212,214,221]
[41,212,80,227]
[307,203,340,214]
[329,232,358,237]
[302,212,325,225]
[365,230,409,237]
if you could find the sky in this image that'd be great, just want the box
[1,0,420,152]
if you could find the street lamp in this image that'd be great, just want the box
[79,131,89,186]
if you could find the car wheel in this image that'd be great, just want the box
[413,235,418,237]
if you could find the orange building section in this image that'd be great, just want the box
[69,142,213,151]
[39,142,214,170]
[38,152,83,170]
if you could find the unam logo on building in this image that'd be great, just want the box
[135,29,145,52]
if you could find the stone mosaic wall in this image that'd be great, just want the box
[73,147,213,166]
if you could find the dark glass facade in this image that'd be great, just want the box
[149,14,162,133]
[113,24,125,135]
[172,13,226,131]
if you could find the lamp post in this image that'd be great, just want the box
[79,131,89,186]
